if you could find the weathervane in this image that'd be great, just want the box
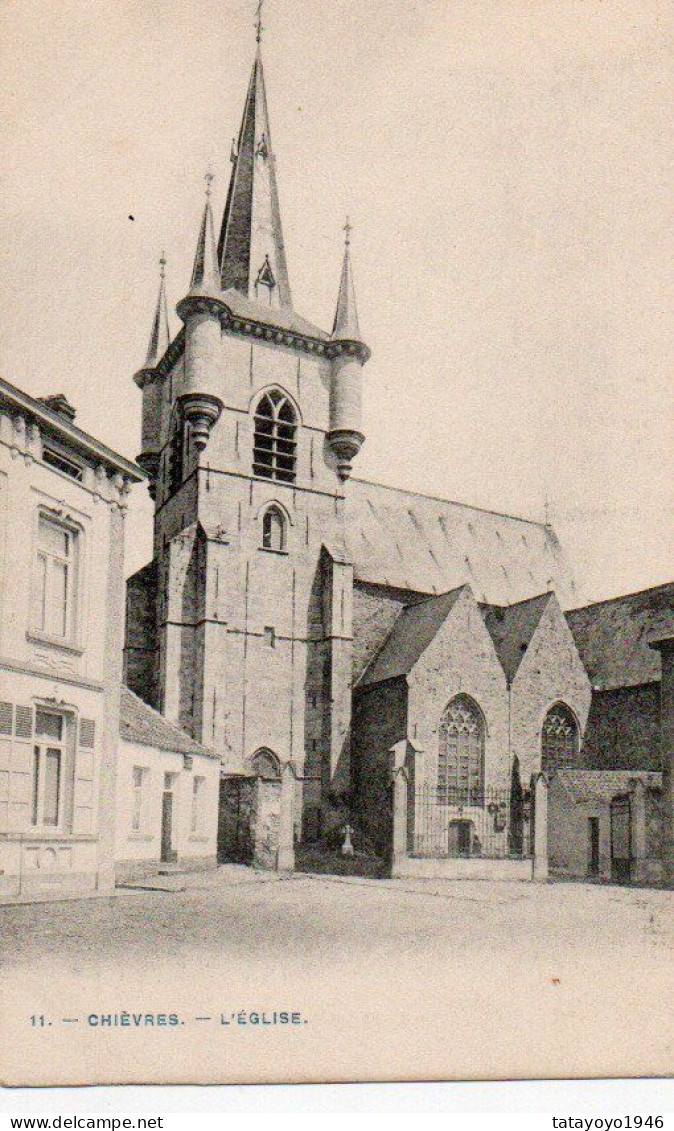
[255,0,264,44]
[343,215,352,248]
[204,166,215,198]
[159,251,166,280]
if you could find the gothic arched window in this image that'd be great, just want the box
[541,703,578,774]
[261,505,286,552]
[437,695,485,805]
[253,391,297,483]
[250,748,281,782]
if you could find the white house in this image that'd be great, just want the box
[116,686,219,881]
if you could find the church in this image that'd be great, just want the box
[122,36,671,872]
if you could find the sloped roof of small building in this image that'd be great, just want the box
[553,769,662,804]
[481,593,553,683]
[566,582,674,691]
[120,687,218,759]
[344,479,577,609]
[358,587,466,688]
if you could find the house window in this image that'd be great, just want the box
[131,767,148,832]
[541,703,578,774]
[437,695,485,805]
[253,391,297,483]
[191,776,206,834]
[31,710,66,828]
[261,505,286,552]
[34,513,78,640]
[42,447,84,482]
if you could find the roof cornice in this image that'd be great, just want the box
[154,306,370,377]
[0,376,145,481]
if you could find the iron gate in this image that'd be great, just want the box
[411,784,521,859]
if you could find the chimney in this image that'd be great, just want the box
[38,394,77,422]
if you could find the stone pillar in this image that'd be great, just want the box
[629,778,648,884]
[532,772,549,881]
[390,768,409,876]
[277,762,297,872]
[649,635,674,887]
[389,739,420,875]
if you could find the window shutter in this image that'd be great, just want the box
[73,719,97,834]
[0,703,12,736]
[0,704,10,832]
[79,718,96,749]
[15,706,33,739]
[10,706,34,829]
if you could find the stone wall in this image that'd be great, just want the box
[407,587,510,793]
[581,683,661,770]
[124,559,158,709]
[510,595,592,781]
[352,677,407,854]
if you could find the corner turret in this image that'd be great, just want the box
[134,255,171,496]
[175,173,225,452]
[327,220,370,480]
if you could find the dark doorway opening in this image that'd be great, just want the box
[160,775,177,864]
[610,794,632,883]
[588,817,600,877]
[218,776,254,864]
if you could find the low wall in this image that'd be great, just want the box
[393,855,533,881]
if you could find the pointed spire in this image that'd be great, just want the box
[332,217,361,341]
[145,253,170,366]
[217,48,292,309]
[189,169,221,297]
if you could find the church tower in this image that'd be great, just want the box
[127,33,370,835]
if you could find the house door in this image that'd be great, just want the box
[610,795,631,883]
[161,774,178,864]
[588,817,600,877]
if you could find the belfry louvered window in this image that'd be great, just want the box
[541,703,578,774]
[437,695,485,805]
[253,391,297,483]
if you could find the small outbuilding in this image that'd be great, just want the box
[115,687,220,882]
[548,769,663,885]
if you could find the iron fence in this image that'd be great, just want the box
[411,782,529,860]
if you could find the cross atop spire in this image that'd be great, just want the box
[188,170,221,298]
[332,220,362,342]
[255,0,264,44]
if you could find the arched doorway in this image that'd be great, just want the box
[217,749,283,868]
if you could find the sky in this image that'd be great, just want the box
[1,0,672,604]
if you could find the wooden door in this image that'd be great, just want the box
[161,791,176,863]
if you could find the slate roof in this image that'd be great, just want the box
[566,582,674,691]
[344,478,577,608]
[553,769,662,805]
[358,587,466,688]
[481,593,553,683]
[221,288,328,340]
[120,687,218,759]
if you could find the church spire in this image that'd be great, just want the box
[332,217,361,341]
[189,170,221,297]
[145,253,170,366]
[217,46,292,309]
